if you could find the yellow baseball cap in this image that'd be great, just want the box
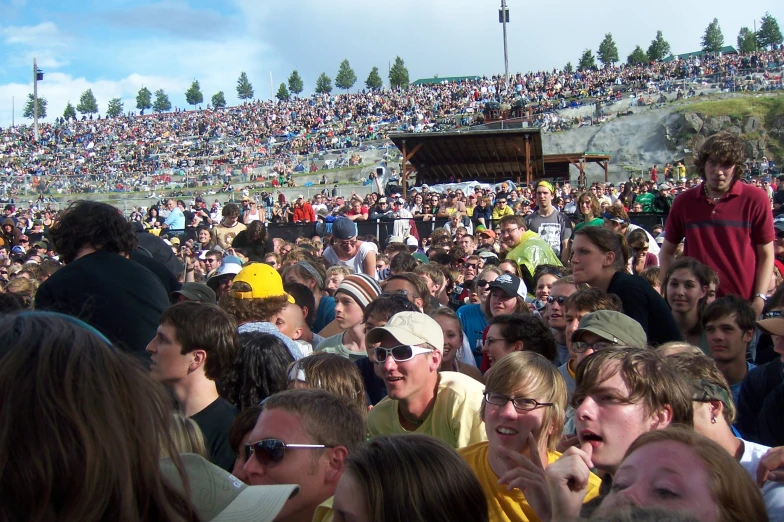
[229,263,294,302]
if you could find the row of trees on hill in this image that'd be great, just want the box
[24,57,414,120]
[275,57,409,100]
[568,12,782,72]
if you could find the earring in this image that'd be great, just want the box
[711,416,718,424]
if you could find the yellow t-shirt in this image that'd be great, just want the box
[492,205,514,221]
[312,496,334,522]
[459,442,602,522]
[367,372,487,449]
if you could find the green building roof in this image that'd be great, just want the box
[663,46,737,62]
[411,76,481,86]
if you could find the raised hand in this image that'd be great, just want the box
[497,433,552,521]
[545,442,594,522]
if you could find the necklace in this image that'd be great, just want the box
[703,183,724,202]
[399,403,433,428]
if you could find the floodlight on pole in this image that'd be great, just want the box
[499,0,510,87]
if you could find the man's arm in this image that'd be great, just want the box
[658,239,678,280]
[753,242,775,316]
[560,238,571,265]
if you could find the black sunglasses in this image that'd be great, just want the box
[477,279,489,288]
[244,438,333,466]
[377,293,418,311]
[547,295,566,305]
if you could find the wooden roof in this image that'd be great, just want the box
[389,128,545,186]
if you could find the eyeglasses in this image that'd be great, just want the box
[244,438,333,466]
[338,239,357,247]
[547,295,566,305]
[373,344,433,363]
[477,279,490,288]
[464,263,478,269]
[484,392,553,412]
[572,340,617,354]
[500,227,518,236]
[483,337,507,348]
[377,293,418,311]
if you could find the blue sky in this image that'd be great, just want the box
[0,0,781,127]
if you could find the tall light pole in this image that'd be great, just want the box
[33,57,39,141]
[499,0,509,86]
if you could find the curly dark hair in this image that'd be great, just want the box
[218,291,290,325]
[489,313,557,361]
[48,201,138,264]
[220,333,294,410]
[695,132,746,182]
[245,220,267,243]
[222,203,240,218]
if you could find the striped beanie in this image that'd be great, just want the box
[335,274,381,310]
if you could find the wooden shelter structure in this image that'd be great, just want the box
[389,129,545,192]
[390,129,610,191]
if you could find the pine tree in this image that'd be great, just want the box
[236,72,254,102]
[288,70,304,97]
[757,12,783,49]
[136,87,152,113]
[63,102,76,120]
[185,80,203,108]
[23,93,47,119]
[76,89,99,115]
[577,49,596,71]
[335,59,357,92]
[702,18,724,53]
[276,83,290,101]
[152,89,172,113]
[737,27,758,53]
[365,66,383,90]
[388,56,410,90]
[597,33,619,65]
[106,98,124,118]
[211,91,226,109]
[627,46,648,65]
[315,73,332,95]
[564,62,574,74]
[647,30,672,61]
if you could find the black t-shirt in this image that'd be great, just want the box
[190,397,238,471]
[774,189,784,212]
[606,271,682,346]
[34,250,169,360]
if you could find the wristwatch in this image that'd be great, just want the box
[754,293,768,301]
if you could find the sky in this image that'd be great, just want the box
[0,0,781,128]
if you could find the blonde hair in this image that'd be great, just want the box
[482,351,567,452]
[327,265,353,278]
[163,412,208,459]
[287,353,367,415]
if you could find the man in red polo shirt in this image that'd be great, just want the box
[660,132,774,315]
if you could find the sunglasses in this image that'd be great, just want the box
[464,263,479,269]
[547,295,566,305]
[373,344,433,364]
[244,438,332,466]
[572,340,617,354]
[477,279,490,288]
[377,293,418,311]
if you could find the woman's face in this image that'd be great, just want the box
[265,256,279,270]
[435,315,462,366]
[535,274,559,301]
[498,261,518,277]
[482,324,518,366]
[198,229,211,244]
[334,292,364,329]
[489,288,518,317]
[571,235,610,285]
[580,197,593,216]
[597,441,719,522]
[666,268,707,315]
[478,272,499,304]
[484,386,550,455]
[415,194,423,204]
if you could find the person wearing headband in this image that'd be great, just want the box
[525,180,573,264]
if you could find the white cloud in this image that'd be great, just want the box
[2,22,63,46]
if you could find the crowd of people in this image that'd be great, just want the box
[1,130,784,521]
[1,48,782,201]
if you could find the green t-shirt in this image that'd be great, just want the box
[636,193,655,212]
[574,217,604,232]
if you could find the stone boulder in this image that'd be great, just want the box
[682,112,703,134]
[744,139,767,160]
[702,115,732,135]
[743,116,763,134]
[725,126,742,137]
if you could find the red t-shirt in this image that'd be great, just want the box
[348,206,369,219]
[665,181,774,300]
